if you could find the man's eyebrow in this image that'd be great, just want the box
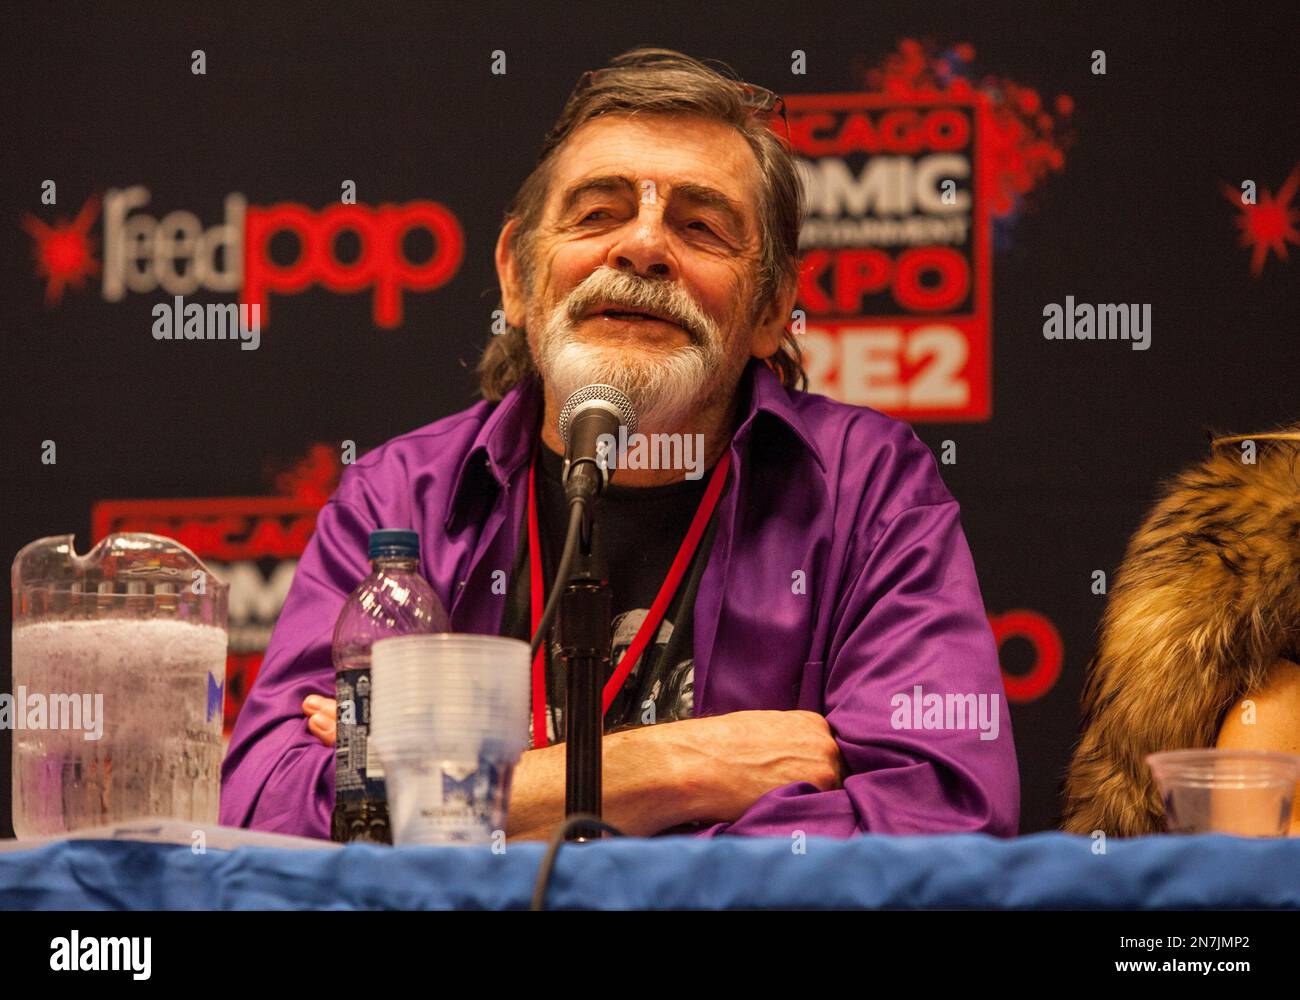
[556,175,637,218]
[670,183,749,237]
[556,174,750,236]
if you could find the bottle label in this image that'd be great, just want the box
[335,668,386,802]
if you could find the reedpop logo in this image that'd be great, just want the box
[23,185,464,326]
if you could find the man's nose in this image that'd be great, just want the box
[604,210,674,280]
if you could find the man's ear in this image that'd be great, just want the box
[750,272,798,360]
[495,218,528,328]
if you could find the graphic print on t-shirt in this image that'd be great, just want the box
[501,440,724,751]
[530,611,696,746]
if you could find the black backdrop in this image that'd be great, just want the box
[3,1,1297,837]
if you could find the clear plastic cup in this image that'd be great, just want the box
[377,740,527,765]
[370,634,529,845]
[1146,749,1300,836]
[373,719,527,743]
[378,697,525,708]
[372,709,528,733]
[374,696,528,710]
[372,633,530,666]
[378,718,527,733]
[379,752,516,846]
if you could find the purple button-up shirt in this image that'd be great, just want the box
[220,359,1019,839]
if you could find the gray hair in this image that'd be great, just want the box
[478,47,808,400]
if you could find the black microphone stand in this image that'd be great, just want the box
[531,388,634,845]
[557,497,611,842]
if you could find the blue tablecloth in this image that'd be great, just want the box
[2,832,1297,909]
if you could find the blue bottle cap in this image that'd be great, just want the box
[368,529,419,560]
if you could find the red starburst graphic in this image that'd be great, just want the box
[861,38,1074,221]
[1223,167,1300,276]
[266,442,345,506]
[22,195,102,304]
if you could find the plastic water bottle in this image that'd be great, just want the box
[330,529,449,844]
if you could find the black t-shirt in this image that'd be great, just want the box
[500,443,721,748]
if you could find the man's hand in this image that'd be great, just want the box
[508,710,845,838]
[668,709,847,822]
[302,695,336,747]
[300,695,846,836]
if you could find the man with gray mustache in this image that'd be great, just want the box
[221,48,1019,841]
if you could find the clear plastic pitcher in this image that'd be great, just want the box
[10,533,229,837]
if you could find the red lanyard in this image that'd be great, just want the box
[528,445,731,748]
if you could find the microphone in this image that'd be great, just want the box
[558,384,638,504]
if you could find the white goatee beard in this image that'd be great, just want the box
[536,311,724,432]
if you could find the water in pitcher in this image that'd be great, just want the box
[11,617,228,837]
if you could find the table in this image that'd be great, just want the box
[2,831,1297,909]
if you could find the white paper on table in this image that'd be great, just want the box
[0,816,342,852]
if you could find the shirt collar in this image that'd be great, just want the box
[445,358,826,529]
[733,358,828,474]
[444,374,542,531]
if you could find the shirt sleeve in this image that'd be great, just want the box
[218,495,376,839]
[693,499,1020,839]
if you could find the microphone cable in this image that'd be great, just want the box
[528,498,587,662]
[530,813,627,911]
